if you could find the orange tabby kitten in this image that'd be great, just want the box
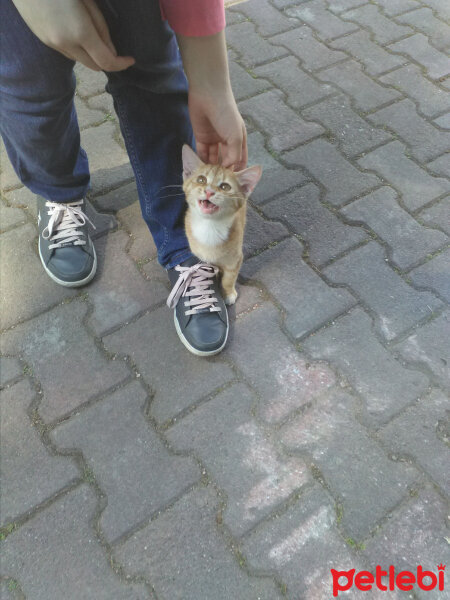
[182,145,262,305]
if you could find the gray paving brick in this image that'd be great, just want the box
[115,486,282,600]
[342,4,413,43]
[0,140,21,191]
[270,26,348,71]
[419,197,450,236]
[0,356,22,387]
[85,231,166,336]
[51,381,199,543]
[241,238,356,338]
[395,7,450,51]
[409,250,450,302]
[368,99,450,162]
[362,485,449,600]
[94,180,138,213]
[326,0,369,12]
[317,60,401,111]
[1,485,148,600]
[341,187,449,268]
[253,56,333,110]
[284,139,380,205]
[226,21,287,67]
[74,63,107,98]
[281,390,418,539]
[371,0,421,16]
[226,304,336,423]
[286,1,359,39]
[329,29,405,76]
[103,306,234,424]
[434,112,450,129]
[228,54,272,102]
[426,153,450,179]
[381,64,450,118]
[303,307,429,423]
[1,379,79,525]
[302,94,392,157]
[243,205,289,258]
[225,9,246,26]
[167,383,310,536]
[395,310,450,390]
[117,200,158,262]
[358,142,450,211]
[241,485,362,600]
[74,96,105,129]
[231,0,293,36]
[423,0,450,20]
[239,90,324,152]
[387,33,450,80]
[87,91,115,115]
[262,183,367,265]
[246,132,308,204]
[0,223,78,331]
[378,389,450,494]
[0,301,129,422]
[0,201,26,232]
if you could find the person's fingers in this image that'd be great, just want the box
[221,133,244,171]
[82,20,135,71]
[64,45,102,71]
[196,142,210,164]
[208,143,220,165]
[82,0,117,56]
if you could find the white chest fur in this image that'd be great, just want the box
[190,212,234,247]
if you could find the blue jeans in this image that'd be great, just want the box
[0,0,194,268]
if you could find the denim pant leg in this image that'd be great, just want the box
[0,0,90,202]
[99,0,194,269]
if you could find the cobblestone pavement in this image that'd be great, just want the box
[1,1,449,599]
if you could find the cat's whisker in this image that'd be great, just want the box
[158,192,186,200]
[158,184,184,191]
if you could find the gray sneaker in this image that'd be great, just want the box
[37,196,97,287]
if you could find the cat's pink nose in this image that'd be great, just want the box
[205,189,215,200]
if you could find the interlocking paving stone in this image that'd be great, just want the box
[51,381,199,543]
[368,99,450,162]
[228,54,272,102]
[357,142,450,211]
[326,0,369,12]
[74,63,107,98]
[0,301,129,422]
[243,205,289,258]
[387,33,450,80]
[329,29,405,76]
[425,153,450,179]
[317,60,401,111]
[302,94,392,157]
[395,310,450,390]
[434,113,450,128]
[241,238,356,338]
[239,90,324,152]
[0,356,22,387]
[303,307,429,423]
[342,4,413,43]
[1,485,148,599]
[246,132,308,204]
[419,197,450,236]
[423,0,450,20]
[362,485,449,600]
[262,184,367,266]
[1,379,79,525]
[117,200,158,262]
[270,26,348,71]
[370,0,420,16]
[395,7,450,51]
[94,180,138,213]
[324,242,442,340]
[74,96,105,129]
[225,305,336,423]
[286,1,359,39]
[115,486,282,600]
[0,140,21,191]
[166,383,310,536]
[103,306,234,424]
[280,390,418,539]
[253,56,333,110]
[226,21,287,67]
[0,223,78,331]
[85,230,166,336]
[378,389,450,494]
[284,139,380,205]
[409,250,450,302]
[241,485,368,600]
[379,65,450,118]
[87,91,115,115]
[341,187,449,268]
[230,0,293,36]
[0,201,26,232]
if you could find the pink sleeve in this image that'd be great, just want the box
[160,0,226,37]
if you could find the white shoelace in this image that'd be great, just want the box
[167,262,222,315]
[41,200,95,249]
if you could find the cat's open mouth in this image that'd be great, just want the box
[198,198,220,215]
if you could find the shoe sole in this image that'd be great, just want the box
[173,309,229,357]
[38,241,97,288]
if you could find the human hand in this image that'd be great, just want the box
[12,0,135,71]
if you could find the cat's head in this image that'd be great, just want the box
[182,145,262,219]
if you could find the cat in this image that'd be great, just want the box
[182,144,262,305]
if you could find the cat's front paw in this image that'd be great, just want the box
[224,290,238,305]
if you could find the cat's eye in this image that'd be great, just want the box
[219,182,231,191]
[196,175,207,185]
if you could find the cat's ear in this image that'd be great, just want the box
[182,145,205,180]
[234,165,263,197]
